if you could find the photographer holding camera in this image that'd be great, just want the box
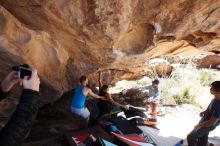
[0,66,41,146]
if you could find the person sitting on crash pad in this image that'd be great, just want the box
[71,76,105,128]
[97,85,129,116]
[145,79,160,119]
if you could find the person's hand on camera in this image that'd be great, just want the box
[23,69,40,92]
[1,71,22,92]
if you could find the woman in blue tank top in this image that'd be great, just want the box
[71,76,104,128]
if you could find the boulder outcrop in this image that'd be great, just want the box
[0,0,219,102]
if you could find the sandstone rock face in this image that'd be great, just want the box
[113,23,155,54]
[0,1,219,144]
[196,55,220,69]
[0,0,219,103]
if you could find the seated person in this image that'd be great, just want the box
[0,66,41,145]
[97,85,129,116]
[145,79,160,119]
[71,76,104,128]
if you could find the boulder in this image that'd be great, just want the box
[115,88,149,107]
[0,0,218,128]
[196,55,220,69]
[0,0,218,102]
[149,58,173,77]
[0,0,218,144]
[154,64,173,77]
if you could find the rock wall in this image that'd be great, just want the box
[0,0,219,102]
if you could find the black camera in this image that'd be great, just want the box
[12,64,32,79]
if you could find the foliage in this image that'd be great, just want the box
[111,62,220,106]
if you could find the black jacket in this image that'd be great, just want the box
[0,88,41,146]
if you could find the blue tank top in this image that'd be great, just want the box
[71,85,87,109]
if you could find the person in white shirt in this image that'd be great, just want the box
[145,79,160,119]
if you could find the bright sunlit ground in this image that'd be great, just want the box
[157,104,220,145]
[109,65,220,145]
[157,86,220,143]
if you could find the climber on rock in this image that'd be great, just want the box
[70,76,105,128]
